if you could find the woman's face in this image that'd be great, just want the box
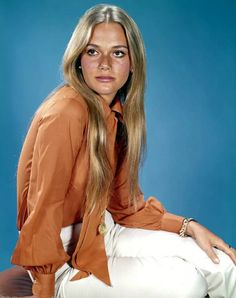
[80,22,131,104]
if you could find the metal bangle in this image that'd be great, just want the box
[179,218,197,237]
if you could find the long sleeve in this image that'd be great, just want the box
[107,156,184,233]
[11,99,86,297]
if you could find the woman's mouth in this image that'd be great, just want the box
[95,76,115,82]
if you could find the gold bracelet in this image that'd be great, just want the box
[179,218,196,237]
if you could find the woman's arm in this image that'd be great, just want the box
[107,154,184,233]
[108,148,236,266]
[12,98,86,298]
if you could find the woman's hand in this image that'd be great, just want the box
[186,221,236,265]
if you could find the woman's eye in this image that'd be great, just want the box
[113,50,126,58]
[87,48,98,56]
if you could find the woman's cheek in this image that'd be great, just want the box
[81,58,98,72]
[116,60,130,75]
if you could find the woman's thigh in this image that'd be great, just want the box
[57,256,207,298]
[110,226,236,297]
[0,266,33,297]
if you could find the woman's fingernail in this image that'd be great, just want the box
[214,258,220,264]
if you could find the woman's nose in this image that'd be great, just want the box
[98,54,111,70]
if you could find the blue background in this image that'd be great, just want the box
[0,0,235,270]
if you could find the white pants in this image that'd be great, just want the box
[54,211,236,298]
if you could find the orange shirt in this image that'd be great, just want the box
[11,85,183,296]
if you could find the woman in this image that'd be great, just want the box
[0,4,235,298]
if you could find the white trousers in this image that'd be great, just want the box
[53,211,236,298]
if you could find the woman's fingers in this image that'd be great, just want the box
[214,241,236,265]
[205,245,220,264]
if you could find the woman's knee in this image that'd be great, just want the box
[206,249,236,297]
[175,259,208,298]
[110,256,208,298]
[136,256,208,298]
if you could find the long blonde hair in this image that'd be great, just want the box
[63,4,146,214]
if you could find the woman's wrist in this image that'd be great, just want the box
[32,272,55,298]
[179,218,198,237]
[185,219,199,237]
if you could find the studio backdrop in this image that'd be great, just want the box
[0,0,235,270]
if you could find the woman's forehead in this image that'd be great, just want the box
[89,22,128,46]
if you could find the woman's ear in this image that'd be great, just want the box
[76,57,82,71]
[130,62,133,73]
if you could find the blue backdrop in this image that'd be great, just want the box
[1,0,235,270]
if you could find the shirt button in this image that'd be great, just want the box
[98,222,107,236]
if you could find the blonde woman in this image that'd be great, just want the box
[0,4,235,298]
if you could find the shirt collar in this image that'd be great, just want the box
[100,96,123,119]
[111,97,123,116]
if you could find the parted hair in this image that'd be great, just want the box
[63,4,146,215]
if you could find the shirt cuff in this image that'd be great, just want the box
[31,271,55,298]
[161,212,184,233]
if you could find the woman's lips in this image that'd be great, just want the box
[95,76,115,82]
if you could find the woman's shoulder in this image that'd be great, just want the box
[37,84,88,122]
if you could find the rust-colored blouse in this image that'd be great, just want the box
[11,85,184,296]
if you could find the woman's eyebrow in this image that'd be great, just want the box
[87,43,128,49]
